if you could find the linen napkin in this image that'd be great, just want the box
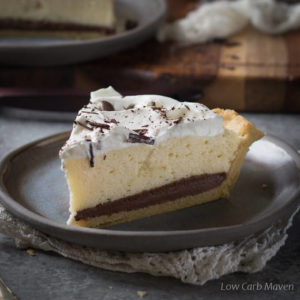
[1,204,298,285]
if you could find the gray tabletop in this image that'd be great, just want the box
[0,108,299,300]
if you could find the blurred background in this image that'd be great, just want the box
[0,0,299,115]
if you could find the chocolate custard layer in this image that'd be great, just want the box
[75,172,226,221]
[0,18,115,34]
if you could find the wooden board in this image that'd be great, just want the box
[0,0,300,112]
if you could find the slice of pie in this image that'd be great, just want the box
[59,87,264,228]
[0,0,115,39]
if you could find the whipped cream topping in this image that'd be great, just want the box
[59,87,224,163]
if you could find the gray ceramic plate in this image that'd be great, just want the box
[0,132,299,252]
[0,0,166,66]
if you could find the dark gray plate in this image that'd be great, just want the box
[0,132,299,252]
[0,0,166,66]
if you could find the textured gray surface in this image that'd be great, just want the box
[0,109,299,300]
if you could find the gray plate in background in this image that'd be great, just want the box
[0,132,299,252]
[0,0,167,66]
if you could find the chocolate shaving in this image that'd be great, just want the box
[174,117,183,124]
[99,101,114,111]
[103,155,106,160]
[133,129,148,134]
[74,121,93,131]
[126,104,135,109]
[128,133,155,145]
[89,143,94,168]
[110,118,119,124]
[151,106,167,120]
[151,106,162,111]
[86,120,110,130]
[81,110,99,115]
[185,105,190,110]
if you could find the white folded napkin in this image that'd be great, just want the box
[158,0,300,44]
[0,204,298,285]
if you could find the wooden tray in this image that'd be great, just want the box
[0,0,299,112]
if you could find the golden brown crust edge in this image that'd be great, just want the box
[213,108,265,145]
[213,108,265,194]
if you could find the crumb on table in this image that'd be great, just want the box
[137,291,147,298]
[26,249,35,256]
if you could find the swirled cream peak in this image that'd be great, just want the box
[59,86,224,160]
